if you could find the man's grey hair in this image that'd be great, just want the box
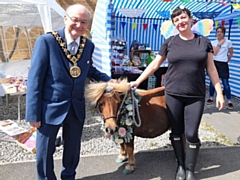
[66,4,91,21]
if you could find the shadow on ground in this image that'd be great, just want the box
[1,146,239,180]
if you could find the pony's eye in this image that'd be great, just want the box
[98,103,103,113]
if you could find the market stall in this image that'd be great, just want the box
[91,0,236,90]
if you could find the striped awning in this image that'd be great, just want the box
[215,10,240,20]
[111,0,232,20]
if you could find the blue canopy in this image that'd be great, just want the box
[112,0,232,20]
[215,10,240,20]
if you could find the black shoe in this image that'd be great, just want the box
[206,99,213,105]
[228,103,234,110]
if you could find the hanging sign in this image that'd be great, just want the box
[118,8,146,18]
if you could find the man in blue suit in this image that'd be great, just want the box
[26,4,114,180]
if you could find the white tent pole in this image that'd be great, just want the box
[24,27,32,57]
[37,3,52,33]
[47,0,65,17]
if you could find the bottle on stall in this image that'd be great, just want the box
[147,55,152,65]
[147,53,155,65]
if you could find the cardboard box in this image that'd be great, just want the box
[0,78,10,84]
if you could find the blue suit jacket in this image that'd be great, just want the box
[26,28,110,125]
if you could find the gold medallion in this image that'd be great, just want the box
[49,31,86,78]
[70,66,81,78]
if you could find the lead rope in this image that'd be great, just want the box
[116,88,142,127]
[131,88,142,127]
[117,91,128,120]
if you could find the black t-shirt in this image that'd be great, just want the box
[159,34,213,98]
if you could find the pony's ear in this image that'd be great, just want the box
[105,86,114,93]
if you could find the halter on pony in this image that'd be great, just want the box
[97,87,142,127]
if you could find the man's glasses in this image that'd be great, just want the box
[66,14,88,25]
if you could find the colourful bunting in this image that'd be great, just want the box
[181,0,190,2]
[163,0,172,2]
[232,3,240,10]
[153,24,158,31]
[218,2,227,6]
[237,18,240,27]
[221,20,225,26]
[132,23,137,30]
[193,20,198,25]
[143,24,148,30]
[121,22,126,29]
[215,21,219,27]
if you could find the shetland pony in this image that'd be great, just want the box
[85,78,169,174]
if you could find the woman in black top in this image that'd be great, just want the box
[130,7,224,180]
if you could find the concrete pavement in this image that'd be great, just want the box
[0,146,240,180]
[203,109,240,144]
[0,108,240,180]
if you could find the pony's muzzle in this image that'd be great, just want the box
[105,126,118,135]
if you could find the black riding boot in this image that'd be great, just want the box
[170,134,186,180]
[185,141,201,180]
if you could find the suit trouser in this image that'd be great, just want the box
[36,106,84,180]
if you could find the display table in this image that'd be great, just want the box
[0,83,26,122]
[130,50,152,61]
[112,66,168,90]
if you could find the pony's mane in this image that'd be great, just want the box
[85,78,129,104]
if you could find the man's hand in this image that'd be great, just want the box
[30,122,41,128]
[108,79,117,83]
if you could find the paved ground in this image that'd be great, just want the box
[0,108,240,180]
[0,146,240,180]
[202,109,240,145]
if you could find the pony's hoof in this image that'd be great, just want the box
[123,168,134,174]
[116,158,128,163]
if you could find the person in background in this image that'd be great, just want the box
[206,26,234,109]
[129,7,224,180]
[26,4,114,180]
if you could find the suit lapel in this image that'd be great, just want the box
[57,28,71,71]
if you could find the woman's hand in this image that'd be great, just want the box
[129,81,139,89]
[216,93,225,110]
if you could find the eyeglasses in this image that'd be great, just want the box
[66,14,88,25]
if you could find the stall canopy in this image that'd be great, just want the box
[215,10,240,21]
[0,0,65,33]
[111,0,231,20]
[91,0,232,76]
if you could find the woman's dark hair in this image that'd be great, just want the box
[216,26,226,35]
[171,7,192,23]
